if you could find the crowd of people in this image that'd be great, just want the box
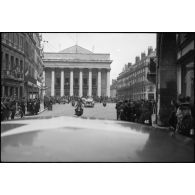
[115,95,194,137]
[115,99,155,125]
[168,95,194,136]
[43,95,111,106]
[1,96,41,121]
[2,94,194,137]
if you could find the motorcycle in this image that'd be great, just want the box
[75,106,83,116]
[103,102,106,107]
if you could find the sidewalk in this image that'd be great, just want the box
[38,103,48,114]
[152,122,194,140]
[14,103,48,119]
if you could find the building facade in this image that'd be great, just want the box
[110,79,117,98]
[23,33,44,100]
[43,45,112,98]
[1,33,44,100]
[117,47,156,100]
[156,33,194,126]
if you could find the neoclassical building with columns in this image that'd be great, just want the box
[43,45,112,98]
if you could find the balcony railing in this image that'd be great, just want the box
[2,70,24,80]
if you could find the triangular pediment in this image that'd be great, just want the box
[59,45,93,54]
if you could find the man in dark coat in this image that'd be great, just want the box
[20,97,26,116]
[10,99,16,119]
[115,100,122,120]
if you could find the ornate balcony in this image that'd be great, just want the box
[2,70,24,81]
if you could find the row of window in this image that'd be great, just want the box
[118,75,146,87]
[2,33,42,71]
[3,52,23,73]
[2,33,24,51]
[119,69,147,83]
[3,53,37,80]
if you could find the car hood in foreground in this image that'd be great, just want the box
[1,116,194,162]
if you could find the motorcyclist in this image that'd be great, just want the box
[103,98,107,107]
[75,98,84,116]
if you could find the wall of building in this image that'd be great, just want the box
[110,88,117,98]
[156,33,194,126]
[117,48,156,100]
[1,33,25,99]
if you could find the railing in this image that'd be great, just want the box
[2,70,24,80]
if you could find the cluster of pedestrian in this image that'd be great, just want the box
[27,98,40,115]
[1,97,17,121]
[115,99,155,125]
[1,96,41,121]
[169,95,194,136]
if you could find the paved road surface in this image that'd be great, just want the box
[39,103,116,120]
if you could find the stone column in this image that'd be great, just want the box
[156,33,177,126]
[97,69,101,97]
[88,69,92,97]
[79,69,83,97]
[42,70,46,96]
[60,69,64,97]
[70,69,73,96]
[51,69,55,96]
[106,69,110,97]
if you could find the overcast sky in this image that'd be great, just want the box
[42,33,156,83]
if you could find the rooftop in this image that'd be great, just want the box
[43,45,111,62]
[59,45,93,54]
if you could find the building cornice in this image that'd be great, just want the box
[43,59,112,64]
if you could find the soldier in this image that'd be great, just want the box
[1,99,7,121]
[34,98,40,115]
[10,98,16,120]
[30,99,35,115]
[20,97,26,116]
[134,100,141,123]
[118,101,125,121]
[138,100,145,124]
[123,100,129,121]
[115,100,122,120]
[4,98,11,120]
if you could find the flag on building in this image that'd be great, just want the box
[25,69,29,76]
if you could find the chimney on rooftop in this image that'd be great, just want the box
[141,52,146,60]
[148,46,153,56]
[135,56,140,64]
[128,62,132,67]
